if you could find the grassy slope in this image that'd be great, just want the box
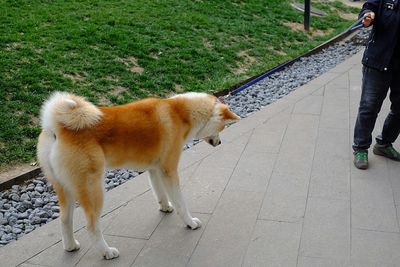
[0,0,358,168]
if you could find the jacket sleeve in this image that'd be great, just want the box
[359,0,380,19]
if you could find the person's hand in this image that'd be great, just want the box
[362,12,375,27]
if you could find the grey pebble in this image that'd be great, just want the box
[12,228,22,234]
[9,194,19,202]
[22,200,33,209]
[51,206,59,212]
[17,212,28,219]
[35,186,44,194]
[31,217,41,225]
[34,199,44,207]
[25,227,34,234]
[26,184,35,191]
[7,216,17,226]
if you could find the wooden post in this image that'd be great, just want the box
[304,0,310,31]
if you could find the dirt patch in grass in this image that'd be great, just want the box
[149,52,162,59]
[97,86,129,106]
[174,84,184,93]
[5,42,23,51]
[234,50,257,75]
[63,72,85,83]
[30,115,39,126]
[104,75,119,82]
[130,66,144,74]
[203,38,213,50]
[283,22,334,37]
[119,56,144,74]
[97,95,113,106]
[110,86,129,96]
[268,46,287,56]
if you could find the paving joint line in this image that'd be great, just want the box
[295,84,324,267]
[352,227,400,235]
[256,105,291,221]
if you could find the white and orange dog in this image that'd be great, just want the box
[37,92,239,259]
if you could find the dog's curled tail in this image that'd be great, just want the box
[40,92,103,132]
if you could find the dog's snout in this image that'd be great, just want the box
[206,137,221,147]
[211,139,221,147]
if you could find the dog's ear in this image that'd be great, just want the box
[219,104,240,124]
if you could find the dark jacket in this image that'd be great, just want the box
[360,0,400,71]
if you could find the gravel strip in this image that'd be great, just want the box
[226,29,370,118]
[0,28,370,247]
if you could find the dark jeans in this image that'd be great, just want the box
[353,59,400,152]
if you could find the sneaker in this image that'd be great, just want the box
[354,150,368,169]
[373,144,400,161]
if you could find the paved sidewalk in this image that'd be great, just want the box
[2,51,400,266]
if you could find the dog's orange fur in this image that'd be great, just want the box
[37,92,239,259]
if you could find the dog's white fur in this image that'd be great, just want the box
[37,92,239,260]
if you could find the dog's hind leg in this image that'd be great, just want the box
[38,132,80,251]
[158,168,202,230]
[52,181,80,251]
[77,174,119,260]
[148,169,173,213]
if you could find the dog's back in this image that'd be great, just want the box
[37,92,213,184]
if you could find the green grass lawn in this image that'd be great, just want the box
[0,0,358,169]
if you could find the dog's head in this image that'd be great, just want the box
[197,99,240,147]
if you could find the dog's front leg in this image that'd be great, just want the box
[149,169,174,213]
[161,171,202,229]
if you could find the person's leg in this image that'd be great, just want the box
[353,66,391,151]
[377,60,400,145]
[353,66,391,169]
[373,60,400,161]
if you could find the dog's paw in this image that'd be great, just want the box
[186,217,202,230]
[159,203,174,213]
[103,247,120,260]
[63,239,80,252]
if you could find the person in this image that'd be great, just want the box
[353,0,400,169]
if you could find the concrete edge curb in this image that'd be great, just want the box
[0,167,41,191]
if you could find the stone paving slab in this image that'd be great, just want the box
[187,190,264,267]
[243,220,302,267]
[2,51,400,267]
[299,197,351,261]
[132,213,210,267]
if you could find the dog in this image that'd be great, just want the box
[37,91,240,259]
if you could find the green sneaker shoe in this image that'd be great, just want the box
[354,150,368,170]
[373,144,400,161]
